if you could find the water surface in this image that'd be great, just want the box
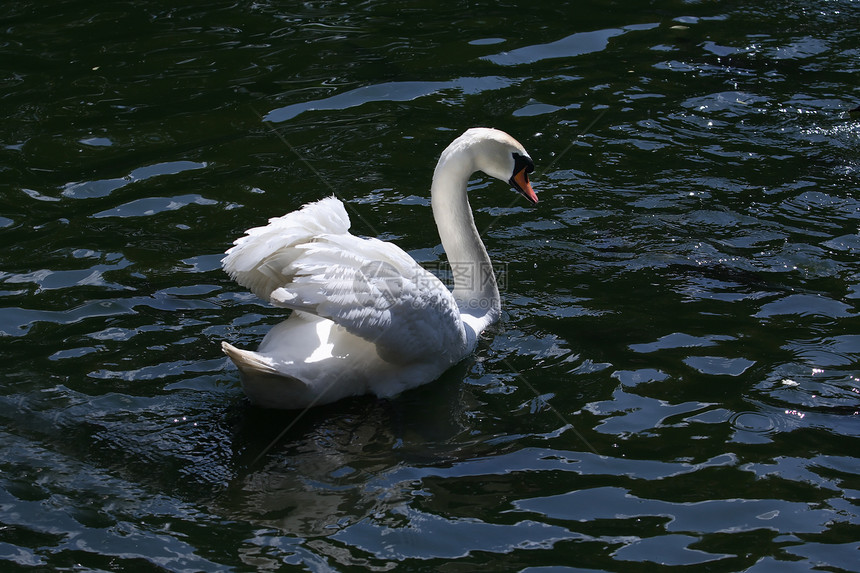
[1,0,858,570]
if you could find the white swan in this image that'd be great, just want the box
[221,128,537,409]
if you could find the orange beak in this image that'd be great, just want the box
[511,168,538,204]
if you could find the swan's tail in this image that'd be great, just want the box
[221,341,279,376]
[221,341,313,409]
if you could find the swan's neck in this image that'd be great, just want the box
[431,146,501,324]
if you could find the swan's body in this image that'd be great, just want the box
[222,128,537,409]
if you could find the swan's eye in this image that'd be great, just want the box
[512,152,534,175]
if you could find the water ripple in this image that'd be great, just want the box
[1,0,858,570]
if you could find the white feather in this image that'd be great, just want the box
[221,128,536,409]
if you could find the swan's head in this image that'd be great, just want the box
[463,128,538,205]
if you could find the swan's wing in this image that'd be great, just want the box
[280,234,468,364]
[222,196,350,301]
[223,196,466,364]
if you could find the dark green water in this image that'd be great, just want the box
[2,0,859,570]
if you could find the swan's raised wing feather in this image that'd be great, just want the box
[223,197,467,364]
[223,196,351,300]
